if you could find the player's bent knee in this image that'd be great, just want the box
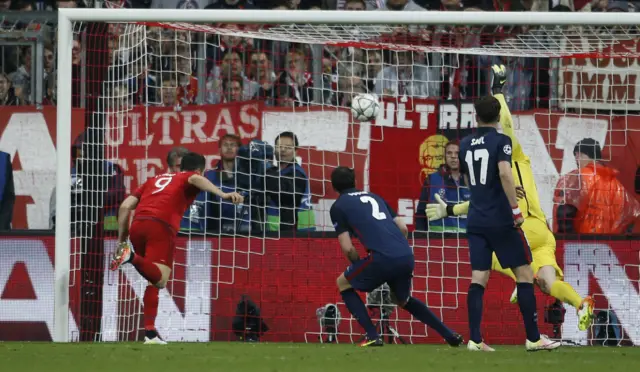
[535,266,556,294]
[336,274,351,292]
[471,270,490,287]
[513,265,534,283]
[153,263,172,289]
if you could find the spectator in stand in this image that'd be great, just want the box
[0,0,9,9]
[151,0,214,8]
[43,42,55,82]
[160,75,179,107]
[0,150,15,230]
[11,0,34,10]
[207,50,256,103]
[72,39,82,66]
[205,0,256,9]
[200,134,251,233]
[377,0,425,11]
[0,73,23,106]
[415,142,470,232]
[375,50,441,98]
[222,76,245,103]
[276,49,312,105]
[364,50,383,93]
[265,131,315,232]
[554,138,640,235]
[276,84,298,107]
[607,0,634,11]
[9,46,32,103]
[175,46,198,105]
[344,0,366,9]
[249,51,278,103]
[56,0,80,7]
[556,0,609,11]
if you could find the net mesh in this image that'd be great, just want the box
[61,17,640,345]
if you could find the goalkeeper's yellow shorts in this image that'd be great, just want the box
[491,217,563,279]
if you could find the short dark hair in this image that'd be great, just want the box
[474,96,501,125]
[219,133,242,147]
[167,146,189,167]
[275,131,299,148]
[345,0,366,7]
[180,152,206,172]
[331,166,356,193]
[573,138,602,160]
[222,76,243,92]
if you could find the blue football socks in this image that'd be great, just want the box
[516,282,541,342]
[467,283,485,344]
[341,288,379,340]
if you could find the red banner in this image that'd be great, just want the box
[105,102,264,193]
[1,103,639,230]
[559,37,640,110]
[1,235,638,344]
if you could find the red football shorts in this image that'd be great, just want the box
[129,217,176,267]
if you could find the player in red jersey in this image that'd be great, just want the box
[110,152,243,344]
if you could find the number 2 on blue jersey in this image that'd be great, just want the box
[465,149,489,186]
[360,196,387,220]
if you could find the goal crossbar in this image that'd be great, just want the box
[53,8,640,343]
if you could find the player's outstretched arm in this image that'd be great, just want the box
[425,194,470,221]
[188,174,244,204]
[491,64,525,161]
[117,195,139,243]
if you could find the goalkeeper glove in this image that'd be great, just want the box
[426,194,454,221]
[491,64,507,95]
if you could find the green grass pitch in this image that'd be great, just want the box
[2,342,639,372]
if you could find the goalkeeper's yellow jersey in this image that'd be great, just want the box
[453,94,547,225]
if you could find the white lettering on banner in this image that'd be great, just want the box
[439,102,476,130]
[398,199,419,226]
[101,240,212,342]
[563,243,640,345]
[0,113,57,229]
[0,240,79,339]
[559,38,640,110]
[180,111,208,145]
[374,101,436,130]
[155,111,178,146]
[133,158,163,186]
[238,103,260,138]
[416,104,436,130]
[262,110,354,152]
[129,112,153,147]
[396,101,413,129]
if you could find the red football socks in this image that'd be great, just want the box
[143,285,160,331]
[131,254,163,284]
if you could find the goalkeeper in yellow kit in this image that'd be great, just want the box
[426,65,595,332]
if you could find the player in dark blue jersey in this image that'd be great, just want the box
[329,166,462,347]
[459,96,559,352]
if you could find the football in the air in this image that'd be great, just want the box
[350,93,380,122]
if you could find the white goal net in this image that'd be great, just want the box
[54,9,640,346]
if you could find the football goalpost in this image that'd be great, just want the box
[54,8,640,343]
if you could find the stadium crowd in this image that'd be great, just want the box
[0,0,639,235]
[0,0,639,108]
